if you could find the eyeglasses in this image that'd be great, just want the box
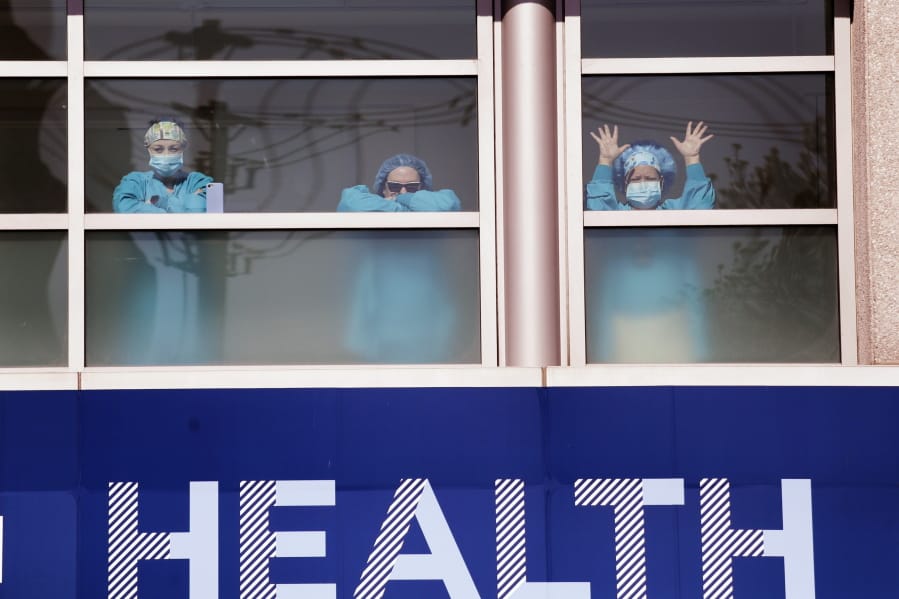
[385,181,422,193]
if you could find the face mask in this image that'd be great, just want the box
[625,180,662,209]
[149,153,184,178]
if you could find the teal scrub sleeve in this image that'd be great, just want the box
[112,173,166,213]
[166,172,212,213]
[338,186,462,212]
[659,163,716,210]
[337,185,406,212]
[585,164,625,211]
[112,171,213,213]
[395,189,461,211]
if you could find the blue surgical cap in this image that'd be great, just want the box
[373,154,433,195]
[613,141,677,195]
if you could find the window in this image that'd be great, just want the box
[0,0,860,372]
[580,0,831,58]
[0,0,67,60]
[84,77,479,213]
[0,78,67,213]
[0,5,69,367]
[85,229,481,365]
[567,0,854,364]
[0,232,67,366]
[0,1,496,370]
[84,0,476,61]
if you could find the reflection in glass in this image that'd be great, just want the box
[581,0,831,58]
[86,230,480,366]
[0,232,67,366]
[85,78,478,213]
[0,78,67,213]
[585,227,839,363]
[84,1,475,60]
[583,75,835,209]
[0,0,66,60]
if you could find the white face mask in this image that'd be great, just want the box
[149,153,184,178]
[625,180,662,209]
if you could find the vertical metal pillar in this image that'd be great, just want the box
[501,0,561,366]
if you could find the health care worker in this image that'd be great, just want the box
[337,153,460,212]
[337,154,464,363]
[584,123,715,362]
[112,118,212,213]
[586,121,716,211]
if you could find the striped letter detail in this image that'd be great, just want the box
[107,482,171,599]
[354,478,427,599]
[495,479,526,599]
[700,478,764,599]
[496,479,591,599]
[575,478,647,599]
[239,480,277,599]
[239,480,336,599]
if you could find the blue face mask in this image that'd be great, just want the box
[149,153,184,178]
[625,180,662,209]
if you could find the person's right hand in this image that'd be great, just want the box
[590,124,630,166]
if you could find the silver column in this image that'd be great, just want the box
[501,0,561,366]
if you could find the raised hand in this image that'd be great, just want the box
[590,124,630,166]
[670,121,713,165]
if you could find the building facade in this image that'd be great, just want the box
[0,1,898,597]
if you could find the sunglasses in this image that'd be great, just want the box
[385,181,422,193]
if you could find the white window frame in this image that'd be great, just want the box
[563,0,857,366]
[0,5,499,387]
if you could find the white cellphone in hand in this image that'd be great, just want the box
[206,182,224,213]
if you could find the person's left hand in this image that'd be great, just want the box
[670,121,713,165]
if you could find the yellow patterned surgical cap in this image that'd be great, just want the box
[144,121,187,146]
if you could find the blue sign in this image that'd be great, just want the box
[0,391,77,599]
[1,386,899,598]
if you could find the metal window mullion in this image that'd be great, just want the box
[80,366,543,391]
[565,9,587,367]
[556,17,569,366]
[67,14,85,372]
[582,55,835,75]
[84,59,478,78]
[834,15,858,365]
[546,365,899,388]
[84,212,479,230]
[0,62,67,77]
[0,215,69,230]
[583,209,839,228]
[492,0,506,366]
[477,3,498,366]
[0,372,79,391]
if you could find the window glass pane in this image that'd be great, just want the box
[85,78,478,213]
[84,0,475,60]
[0,79,67,213]
[0,232,67,366]
[585,226,839,363]
[581,0,831,58]
[0,1,66,60]
[86,230,480,365]
[583,74,834,210]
